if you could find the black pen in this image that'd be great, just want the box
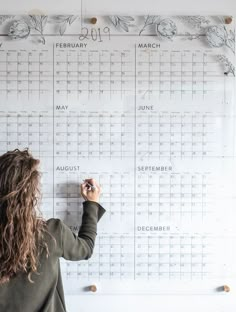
[83,180,96,191]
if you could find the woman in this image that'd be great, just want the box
[0,149,105,312]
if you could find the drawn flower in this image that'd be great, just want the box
[8,20,30,39]
[156,19,177,39]
[206,25,227,48]
[109,16,134,32]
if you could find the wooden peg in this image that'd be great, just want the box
[223,285,230,292]
[90,17,97,25]
[89,285,97,292]
[225,17,232,24]
[27,9,47,15]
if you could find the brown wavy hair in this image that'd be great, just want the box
[0,149,49,284]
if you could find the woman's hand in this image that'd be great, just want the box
[80,178,101,203]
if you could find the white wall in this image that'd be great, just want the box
[1,0,235,311]
[1,0,236,15]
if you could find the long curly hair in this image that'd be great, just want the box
[0,149,48,284]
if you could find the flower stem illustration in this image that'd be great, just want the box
[139,15,160,35]
[109,16,135,32]
[49,15,78,35]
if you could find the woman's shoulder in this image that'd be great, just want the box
[46,218,62,226]
[45,218,63,238]
[39,218,64,257]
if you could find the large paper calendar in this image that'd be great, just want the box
[0,14,235,295]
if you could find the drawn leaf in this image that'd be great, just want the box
[50,15,70,23]
[28,15,47,33]
[68,15,77,25]
[226,38,235,53]
[228,29,235,40]
[118,16,134,22]
[216,16,225,24]
[225,29,235,53]
[178,15,210,29]
[49,15,78,35]
[139,15,161,35]
[144,15,160,26]
[184,32,201,40]
[0,15,14,25]
[110,15,119,26]
[60,22,67,35]
[217,54,235,76]
[29,15,38,28]
[119,21,129,32]
[41,15,48,29]
[109,15,134,32]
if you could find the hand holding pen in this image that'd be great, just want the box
[80,178,101,203]
[83,180,96,191]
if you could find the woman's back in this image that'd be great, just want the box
[0,203,105,312]
[0,149,105,312]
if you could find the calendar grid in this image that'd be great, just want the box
[136,50,226,100]
[0,49,230,102]
[59,233,216,280]
[134,44,137,279]
[53,44,55,217]
[0,38,234,283]
[67,234,216,280]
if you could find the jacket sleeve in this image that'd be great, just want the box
[60,201,106,261]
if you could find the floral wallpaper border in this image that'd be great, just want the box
[0,15,235,75]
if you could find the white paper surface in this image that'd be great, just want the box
[0,15,235,298]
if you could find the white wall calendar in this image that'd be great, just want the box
[0,14,236,297]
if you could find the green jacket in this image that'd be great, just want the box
[0,201,106,312]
